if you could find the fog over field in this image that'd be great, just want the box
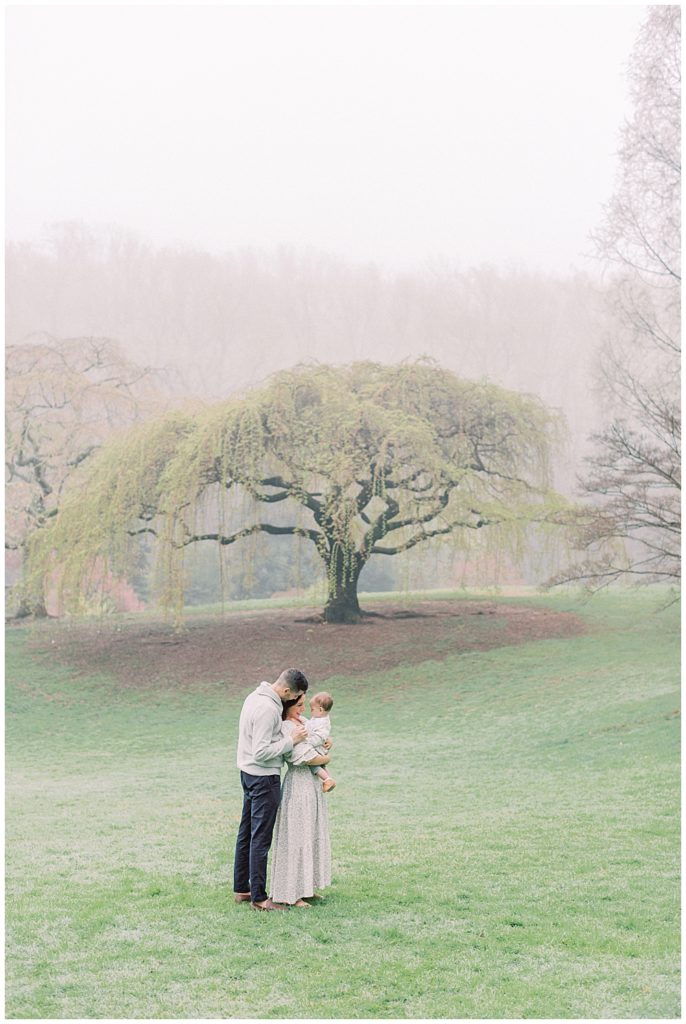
[5,5,650,496]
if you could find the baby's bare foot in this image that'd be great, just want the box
[322,778,336,793]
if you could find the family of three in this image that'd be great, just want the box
[233,668,336,911]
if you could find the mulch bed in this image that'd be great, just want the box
[24,599,586,694]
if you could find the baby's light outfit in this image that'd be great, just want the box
[306,715,331,775]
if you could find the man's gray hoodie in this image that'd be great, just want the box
[236,682,294,775]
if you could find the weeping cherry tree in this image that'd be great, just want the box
[28,361,563,623]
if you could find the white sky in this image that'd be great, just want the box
[6,4,646,273]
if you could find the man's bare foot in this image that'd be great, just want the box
[234,891,251,903]
[322,778,336,793]
[251,898,289,912]
[293,899,312,908]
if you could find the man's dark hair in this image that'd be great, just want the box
[281,668,309,694]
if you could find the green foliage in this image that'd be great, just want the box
[28,361,565,620]
[25,409,197,613]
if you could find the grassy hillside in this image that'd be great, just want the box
[5,590,680,1018]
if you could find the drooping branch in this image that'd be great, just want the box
[373,513,492,556]
[249,475,324,516]
[381,488,452,534]
[178,522,323,548]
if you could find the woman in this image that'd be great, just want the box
[269,693,332,907]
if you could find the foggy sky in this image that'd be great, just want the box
[6,5,646,273]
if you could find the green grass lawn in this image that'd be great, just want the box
[5,589,680,1018]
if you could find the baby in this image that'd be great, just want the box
[305,692,337,793]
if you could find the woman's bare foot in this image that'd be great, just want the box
[293,898,312,908]
[303,892,324,901]
[251,898,289,912]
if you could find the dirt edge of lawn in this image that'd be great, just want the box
[21,599,587,693]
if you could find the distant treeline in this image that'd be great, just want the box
[7,223,609,494]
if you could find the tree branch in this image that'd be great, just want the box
[180,522,323,548]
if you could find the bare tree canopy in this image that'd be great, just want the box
[28,361,563,623]
[553,6,681,591]
[6,335,163,615]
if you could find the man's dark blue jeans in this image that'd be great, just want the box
[233,771,282,904]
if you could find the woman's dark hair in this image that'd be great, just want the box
[281,696,303,721]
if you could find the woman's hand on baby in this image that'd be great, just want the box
[323,738,333,749]
[291,723,308,744]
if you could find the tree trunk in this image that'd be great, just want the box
[13,595,49,619]
[323,551,363,623]
[10,545,50,619]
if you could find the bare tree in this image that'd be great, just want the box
[553,6,681,591]
[6,334,163,615]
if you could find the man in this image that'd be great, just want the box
[233,668,310,912]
